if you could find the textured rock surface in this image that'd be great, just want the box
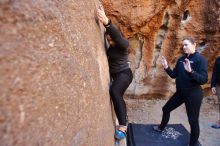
[102,0,220,98]
[0,0,114,146]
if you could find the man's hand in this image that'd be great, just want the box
[212,87,216,94]
[183,58,192,73]
[160,56,168,69]
[96,5,109,25]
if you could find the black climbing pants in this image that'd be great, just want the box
[159,87,203,146]
[110,68,133,126]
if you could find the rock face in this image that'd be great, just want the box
[102,0,220,98]
[0,0,114,146]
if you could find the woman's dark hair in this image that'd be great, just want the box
[182,37,196,44]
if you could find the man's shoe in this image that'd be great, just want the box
[153,125,163,132]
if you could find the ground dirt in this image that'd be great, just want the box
[125,96,220,146]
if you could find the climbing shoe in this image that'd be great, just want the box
[115,129,126,140]
[211,123,220,129]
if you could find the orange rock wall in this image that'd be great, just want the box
[102,0,220,98]
[0,0,114,146]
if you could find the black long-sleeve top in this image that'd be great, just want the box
[211,57,220,87]
[165,52,208,90]
[105,22,129,73]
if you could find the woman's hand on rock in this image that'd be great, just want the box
[96,5,109,25]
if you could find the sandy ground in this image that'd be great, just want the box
[125,96,220,146]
